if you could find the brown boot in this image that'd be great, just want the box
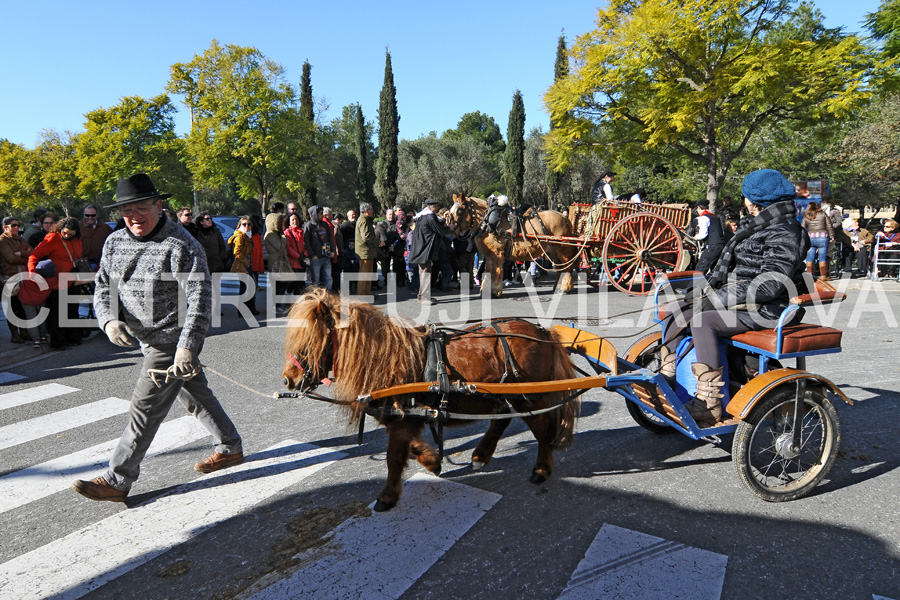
[659,346,676,381]
[194,451,244,473]
[818,263,831,281]
[72,477,128,502]
[686,363,724,425]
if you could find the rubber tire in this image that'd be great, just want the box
[624,338,674,434]
[732,386,840,502]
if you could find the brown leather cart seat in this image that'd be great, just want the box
[730,323,843,354]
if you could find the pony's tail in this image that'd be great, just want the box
[548,331,580,449]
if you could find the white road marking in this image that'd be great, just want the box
[0,416,209,514]
[874,595,898,600]
[0,440,345,600]
[0,382,79,411]
[247,472,501,600]
[0,397,129,451]
[557,523,727,600]
[0,372,26,385]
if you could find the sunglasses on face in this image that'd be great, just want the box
[8,224,19,228]
[43,221,54,226]
[84,213,97,218]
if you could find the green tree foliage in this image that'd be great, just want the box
[442,111,504,194]
[503,90,526,204]
[829,94,900,218]
[299,60,318,204]
[376,51,400,211]
[32,130,83,216]
[867,0,900,58]
[311,103,375,214]
[524,127,613,206]
[0,140,32,213]
[167,40,311,214]
[76,94,187,202]
[545,34,569,209]
[443,112,505,157]
[397,134,497,206]
[355,104,373,208]
[544,0,884,205]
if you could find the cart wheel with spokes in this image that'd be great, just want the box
[623,334,673,434]
[601,213,685,295]
[732,386,840,502]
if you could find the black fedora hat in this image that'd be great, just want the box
[105,173,172,208]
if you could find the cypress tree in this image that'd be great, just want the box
[504,90,526,205]
[355,103,370,208]
[300,60,317,203]
[545,34,568,209]
[375,50,399,211]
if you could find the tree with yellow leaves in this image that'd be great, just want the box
[544,0,887,206]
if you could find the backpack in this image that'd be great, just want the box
[224,239,235,271]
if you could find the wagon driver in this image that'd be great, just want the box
[73,173,243,502]
[659,169,810,425]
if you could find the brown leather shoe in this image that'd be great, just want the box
[72,477,128,502]
[194,451,244,474]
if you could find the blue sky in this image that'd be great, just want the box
[0,0,882,149]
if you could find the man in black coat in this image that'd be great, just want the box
[692,199,726,273]
[408,199,450,304]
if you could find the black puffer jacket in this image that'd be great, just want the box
[713,216,811,327]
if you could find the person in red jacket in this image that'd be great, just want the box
[283,213,306,294]
[28,217,84,349]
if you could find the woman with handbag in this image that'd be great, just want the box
[283,213,306,295]
[27,217,84,349]
[227,216,258,315]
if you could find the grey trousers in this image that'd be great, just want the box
[417,261,433,301]
[105,343,242,491]
[662,304,750,369]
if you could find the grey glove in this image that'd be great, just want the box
[169,347,200,379]
[104,320,138,347]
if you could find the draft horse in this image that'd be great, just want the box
[281,288,581,511]
[446,194,579,298]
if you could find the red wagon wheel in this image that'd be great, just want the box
[601,212,684,295]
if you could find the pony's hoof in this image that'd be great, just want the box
[529,472,547,485]
[373,500,395,512]
[428,464,442,476]
[471,459,485,471]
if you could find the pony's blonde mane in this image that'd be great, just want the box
[284,288,428,425]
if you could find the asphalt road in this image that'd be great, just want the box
[0,275,898,600]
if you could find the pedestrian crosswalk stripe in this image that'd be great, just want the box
[0,440,345,600]
[0,373,26,385]
[0,383,79,411]
[0,416,208,515]
[246,472,501,600]
[556,524,728,600]
[0,397,129,451]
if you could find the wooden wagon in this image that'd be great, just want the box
[563,201,693,295]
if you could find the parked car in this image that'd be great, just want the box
[211,215,267,268]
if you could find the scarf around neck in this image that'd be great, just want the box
[706,200,797,288]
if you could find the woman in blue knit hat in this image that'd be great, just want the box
[658,169,810,425]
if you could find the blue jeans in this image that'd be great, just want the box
[806,236,829,263]
[308,257,333,290]
[106,343,242,491]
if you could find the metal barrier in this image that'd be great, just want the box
[871,238,900,280]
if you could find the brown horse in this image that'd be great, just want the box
[446,195,579,297]
[281,288,581,512]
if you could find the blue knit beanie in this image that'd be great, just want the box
[741,169,797,207]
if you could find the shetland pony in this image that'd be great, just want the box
[281,288,580,511]
[446,195,579,298]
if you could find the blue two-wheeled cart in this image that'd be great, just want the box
[551,270,851,501]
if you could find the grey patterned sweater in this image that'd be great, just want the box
[94,217,212,353]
